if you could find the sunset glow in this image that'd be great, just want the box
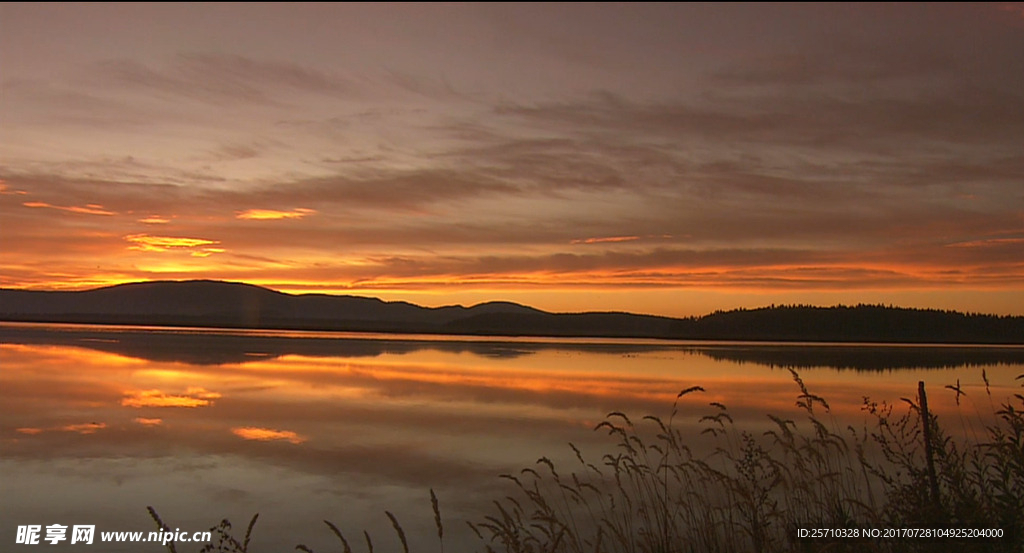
[236,208,316,220]
[1,4,1022,316]
[120,388,221,408]
[231,427,307,444]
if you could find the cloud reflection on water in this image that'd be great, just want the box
[1,323,1022,552]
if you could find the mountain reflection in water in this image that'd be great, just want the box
[5,322,1024,369]
[2,322,1022,552]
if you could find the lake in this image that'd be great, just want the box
[2,322,1022,552]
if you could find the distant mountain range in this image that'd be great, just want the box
[1,280,1022,344]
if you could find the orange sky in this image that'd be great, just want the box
[1,4,1022,317]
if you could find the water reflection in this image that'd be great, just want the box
[700,344,1024,371]
[5,322,1023,369]
[1,323,1022,552]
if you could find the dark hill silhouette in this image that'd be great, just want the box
[674,304,1023,344]
[1,280,1021,344]
[0,280,542,331]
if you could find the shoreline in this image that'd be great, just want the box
[4,318,1023,348]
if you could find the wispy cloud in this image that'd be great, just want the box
[60,422,107,434]
[23,201,115,216]
[236,208,316,220]
[571,236,639,245]
[0,182,27,195]
[947,237,1024,249]
[231,426,306,444]
[121,388,221,408]
[14,423,107,435]
[124,234,224,256]
[570,235,675,245]
[91,53,359,107]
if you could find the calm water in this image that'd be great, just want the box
[2,322,1022,551]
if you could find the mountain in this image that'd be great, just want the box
[1,280,1022,343]
[0,280,542,332]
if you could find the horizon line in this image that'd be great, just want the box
[3,278,1021,320]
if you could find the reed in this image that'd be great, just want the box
[469,369,1023,553]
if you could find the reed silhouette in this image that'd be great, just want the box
[150,371,1024,553]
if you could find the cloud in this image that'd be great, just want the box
[247,170,522,211]
[91,53,359,107]
[947,237,1024,249]
[496,87,1024,161]
[231,426,307,444]
[209,143,263,162]
[3,154,1022,297]
[1,3,1021,310]
[2,79,163,129]
[60,422,107,434]
[121,388,221,408]
[185,387,222,399]
[23,201,115,216]
[3,172,196,210]
[0,182,28,195]
[571,235,639,245]
[14,423,107,435]
[124,234,224,256]
[236,208,316,220]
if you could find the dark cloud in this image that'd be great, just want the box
[245,169,521,211]
[91,53,359,106]
[3,152,1022,292]
[1,79,157,128]
[2,3,1022,308]
[495,86,1024,158]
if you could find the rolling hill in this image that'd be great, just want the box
[1,280,1021,343]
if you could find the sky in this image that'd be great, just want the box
[2,3,1023,317]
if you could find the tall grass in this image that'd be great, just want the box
[470,370,1024,553]
[152,370,1024,553]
